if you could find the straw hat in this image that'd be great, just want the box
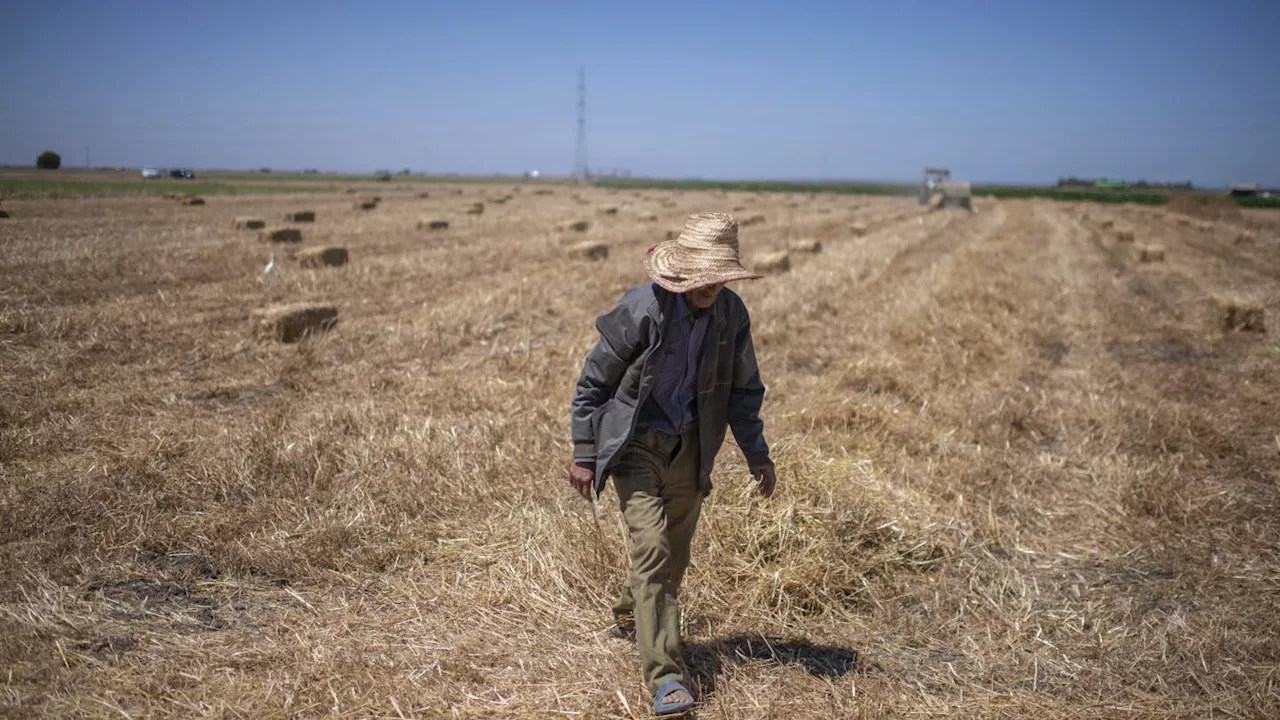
[643,212,764,293]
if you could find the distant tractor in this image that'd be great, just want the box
[919,167,972,210]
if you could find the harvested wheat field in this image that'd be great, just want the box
[1,185,1279,718]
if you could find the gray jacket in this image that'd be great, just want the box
[570,282,771,496]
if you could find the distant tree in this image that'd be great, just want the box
[36,151,61,169]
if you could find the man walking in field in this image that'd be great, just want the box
[568,212,777,716]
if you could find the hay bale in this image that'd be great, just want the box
[533,189,554,196]
[466,202,485,215]
[1099,219,1115,230]
[598,206,619,215]
[297,246,349,268]
[233,217,266,230]
[1138,246,1165,262]
[560,220,590,233]
[740,215,766,227]
[566,241,609,261]
[344,188,359,194]
[180,196,205,206]
[284,211,316,222]
[752,250,791,273]
[638,214,658,222]
[0,209,9,219]
[355,199,378,210]
[850,223,868,237]
[1235,231,1255,245]
[790,238,822,254]
[418,219,450,231]
[1167,191,1241,222]
[259,227,303,244]
[1176,217,1191,227]
[417,191,430,199]
[733,205,746,212]
[1115,230,1135,243]
[1218,299,1266,333]
[252,303,338,343]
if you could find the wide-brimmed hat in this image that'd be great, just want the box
[643,212,764,293]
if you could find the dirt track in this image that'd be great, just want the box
[2,188,1278,717]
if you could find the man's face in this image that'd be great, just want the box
[684,282,724,310]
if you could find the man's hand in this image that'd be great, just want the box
[568,459,597,502]
[752,463,777,498]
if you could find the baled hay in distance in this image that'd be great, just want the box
[1100,219,1115,229]
[638,214,658,222]
[790,238,822,254]
[1167,190,1241,221]
[740,214,767,227]
[284,211,316,222]
[259,227,303,244]
[1115,230,1136,243]
[560,220,590,233]
[466,203,485,215]
[297,246,349,268]
[180,196,205,206]
[1217,298,1266,333]
[565,241,609,261]
[233,217,266,230]
[251,303,338,343]
[1235,232,1255,245]
[418,219,450,231]
[355,199,379,211]
[417,191,430,199]
[850,223,868,237]
[598,206,619,215]
[0,209,9,219]
[532,188,553,195]
[1138,246,1165,262]
[752,250,791,273]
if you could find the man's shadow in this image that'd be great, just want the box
[682,634,868,697]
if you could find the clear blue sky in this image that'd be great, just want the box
[2,0,1277,185]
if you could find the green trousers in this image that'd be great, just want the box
[611,428,703,693]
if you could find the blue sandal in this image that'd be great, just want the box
[653,678,695,716]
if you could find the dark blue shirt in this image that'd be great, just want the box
[636,296,710,434]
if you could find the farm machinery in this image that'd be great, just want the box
[918,167,973,210]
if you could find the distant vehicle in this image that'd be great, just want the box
[170,169,195,179]
[141,168,162,179]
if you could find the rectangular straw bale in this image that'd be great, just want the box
[1138,246,1165,262]
[561,220,590,232]
[566,241,609,261]
[252,303,338,343]
[297,246,349,268]
[259,227,303,243]
[233,217,266,230]
[284,211,316,222]
[466,202,485,215]
[1218,299,1266,333]
[790,238,822,254]
[752,250,791,273]
[355,199,378,210]
[180,196,205,206]
[418,219,450,230]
